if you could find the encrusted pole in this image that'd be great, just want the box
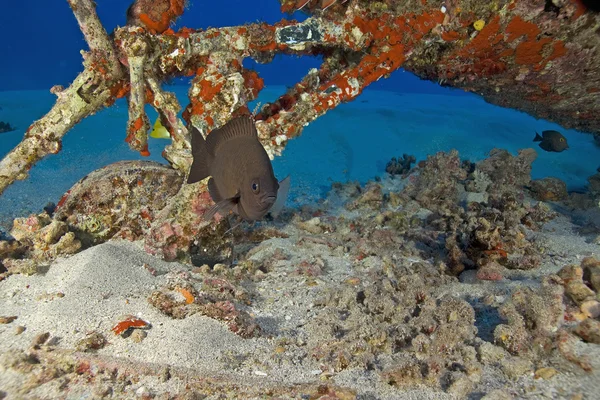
[0,0,124,194]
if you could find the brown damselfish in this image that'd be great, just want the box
[187,116,288,221]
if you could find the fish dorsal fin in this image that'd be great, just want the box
[205,116,258,154]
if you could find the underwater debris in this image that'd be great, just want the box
[475,148,537,197]
[111,316,151,336]
[483,256,600,370]
[385,154,416,176]
[0,213,81,277]
[326,149,552,277]
[126,0,186,34]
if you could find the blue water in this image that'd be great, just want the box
[1,83,599,228]
[1,2,599,228]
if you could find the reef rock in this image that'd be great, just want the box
[54,160,183,246]
[529,177,568,201]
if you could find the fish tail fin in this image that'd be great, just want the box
[533,132,543,142]
[269,175,291,218]
[187,126,211,184]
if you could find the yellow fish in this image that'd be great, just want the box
[149,117,171,139]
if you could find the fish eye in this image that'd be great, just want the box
[560,138,564,142]
[251,180,260,193]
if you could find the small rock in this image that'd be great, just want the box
[458,270,478,284]
[500,356,533,380]
[296,217,323,235]
[573,319,600,344]
[480,389,513,400]
[534,367,558,380]
[160,367,171,382]
[212,263,227,273]
[461,191,489,205]
[131,329,147,343]
[14,325,26,335]
[92,384,113,398]
[566,281,596,304]
[39,220,68,245]
[557,264,583,283]
[31,332,50,348]
[135,386,152,398]
[54,232,81,255]
[446,374,474,397]
[0,316,17,324]
[581,257,600,292]
[580,300,600,319]
[529,177,568,201]
[76,332,108,352]
[476,265,504,281]
[477,342,508,364]
[345,184,384,210]
[2,259,41,276]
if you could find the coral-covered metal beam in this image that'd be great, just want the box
[279,0,600,134]
[66,0,123,77]
[0,0,126,195]
[145,77,191,172]
[122,32,151,155]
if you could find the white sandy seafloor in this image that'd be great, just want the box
[1,85,599,231]
[0,186,599,399]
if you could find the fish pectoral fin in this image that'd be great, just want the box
[203,194,240,222]
[269,175,291,218]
